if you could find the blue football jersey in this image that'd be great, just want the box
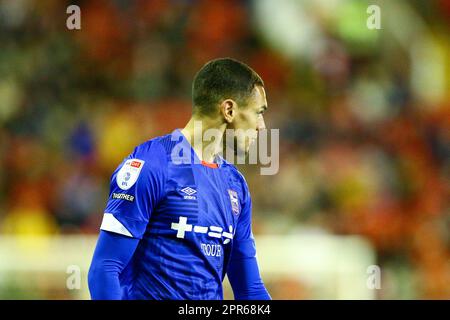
[100,129,256,299]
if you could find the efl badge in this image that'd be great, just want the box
[228,189,240,216]
[116,159,145,190]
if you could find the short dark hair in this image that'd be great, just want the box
[192,58,264,115]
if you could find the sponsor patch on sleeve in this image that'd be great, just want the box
[116,159,145,190]
[112,192,135,202]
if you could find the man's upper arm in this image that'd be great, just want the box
[232,177,256,257]
[100,140,167,239]
[227,176,271,300]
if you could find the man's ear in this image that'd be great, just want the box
[220,99,236,124]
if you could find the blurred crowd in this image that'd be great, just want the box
[0,0,449,299]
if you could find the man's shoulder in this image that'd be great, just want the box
[130,132,176,166]
[219,157,249,193]
[135,130,189,157]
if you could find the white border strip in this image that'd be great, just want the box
[100,213,133,237]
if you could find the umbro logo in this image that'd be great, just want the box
[180,187,197,200]
[181,187,196,196]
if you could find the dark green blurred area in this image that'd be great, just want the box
[0,0,449,299]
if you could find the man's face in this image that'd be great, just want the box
[228,85,267,155]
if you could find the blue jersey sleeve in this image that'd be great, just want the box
[101,140,167,239]
[88,230,140,300]
[227,177,271,300]
[233,181,254,244]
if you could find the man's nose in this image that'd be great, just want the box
[257,115,266,131]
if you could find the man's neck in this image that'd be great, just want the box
[180,116,226,163]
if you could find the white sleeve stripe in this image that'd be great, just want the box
[100,213,133,237]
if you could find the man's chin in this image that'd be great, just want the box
[233,146,249,157]
[224,139,250,159]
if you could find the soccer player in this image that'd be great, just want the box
[88,58,271,300]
